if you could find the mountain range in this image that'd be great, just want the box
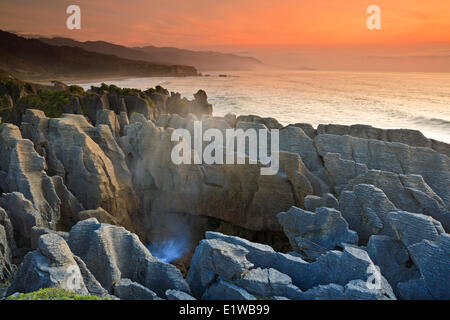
[39,37,263,71]
[0,30,197,80]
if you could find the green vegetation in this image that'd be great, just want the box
[7,288,108,300]
[91,83,141,96]
[18,89,71,118]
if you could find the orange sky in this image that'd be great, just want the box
[1,0,450,70]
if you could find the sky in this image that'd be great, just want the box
[1,0,450,71]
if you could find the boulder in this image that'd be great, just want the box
[235,268,303,299]
[388,211,445,247]
[0,192,43,248]
[367,235,420,296]
[30,226,69,250]
[397,278,432,300]
[166,289,196,300]
[304,193,338,212]
[277,206,358,256]
[202,232,396,299]
[201,280,255,300]
[344,279,395,300]
[187,238,253,297]
[339,184,397,243]
[68,218,189,296]
[407,234,450,299]
[6,233,88,295]
[113,278,158,300]
[300,283,346,300]
[73,255,109,298]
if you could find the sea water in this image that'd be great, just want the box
[75,70,450,143]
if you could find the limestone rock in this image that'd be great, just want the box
[166,289,196,300]
[343,170,449,230]
[397,278,432,300]
[322,153,368,194]
[277,206,358,256]
[21,111,138,234]
[388,211,444,247]
[236,115,282,130]
[0,208,14,281]
[315,134,449,208]
[30,226,69,250]
[0,192,43,248]
[201,280,255,300]
[317,123,450,157]
[68,218,189,296]
[203,232,395,299]
[300,283,346,300]
[289,123,316,139]
[73,255,109,297]
[0,123,64,229]
[120,118,314,233]
[407,234,450,299]
[77,207,120,226]
[187,238,253,297]
[367,235,420,296]
[113,278,158,300]
[235,268,303,299]
[96,109,120,138]
[304,193,339,212]
[339,184,397,243]
[6,233,88,295]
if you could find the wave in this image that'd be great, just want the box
[412,116,450,128]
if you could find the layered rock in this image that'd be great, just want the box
[20,110,138,234]
[277,206,358,259]
[343,171,449,231]
[317,123,450,157]
[68,218,189,296]
[339,184,397,244]
[6,233,89,296]
[0,207,14,281]
[119,118,314,235]
[315,134,450,209]
[0,123,71,230]
[192,232,396,300]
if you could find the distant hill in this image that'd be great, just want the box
[0,30,198,80]
[39,37,264,71]
[133,46,263,71]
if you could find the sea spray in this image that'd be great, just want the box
[147,236,189,263]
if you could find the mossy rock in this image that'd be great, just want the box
[7,288,108,300]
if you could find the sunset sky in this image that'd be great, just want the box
[1,0,450,71]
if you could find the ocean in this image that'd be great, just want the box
[74,70,450,143]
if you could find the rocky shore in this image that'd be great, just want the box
[0,74,449,300]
